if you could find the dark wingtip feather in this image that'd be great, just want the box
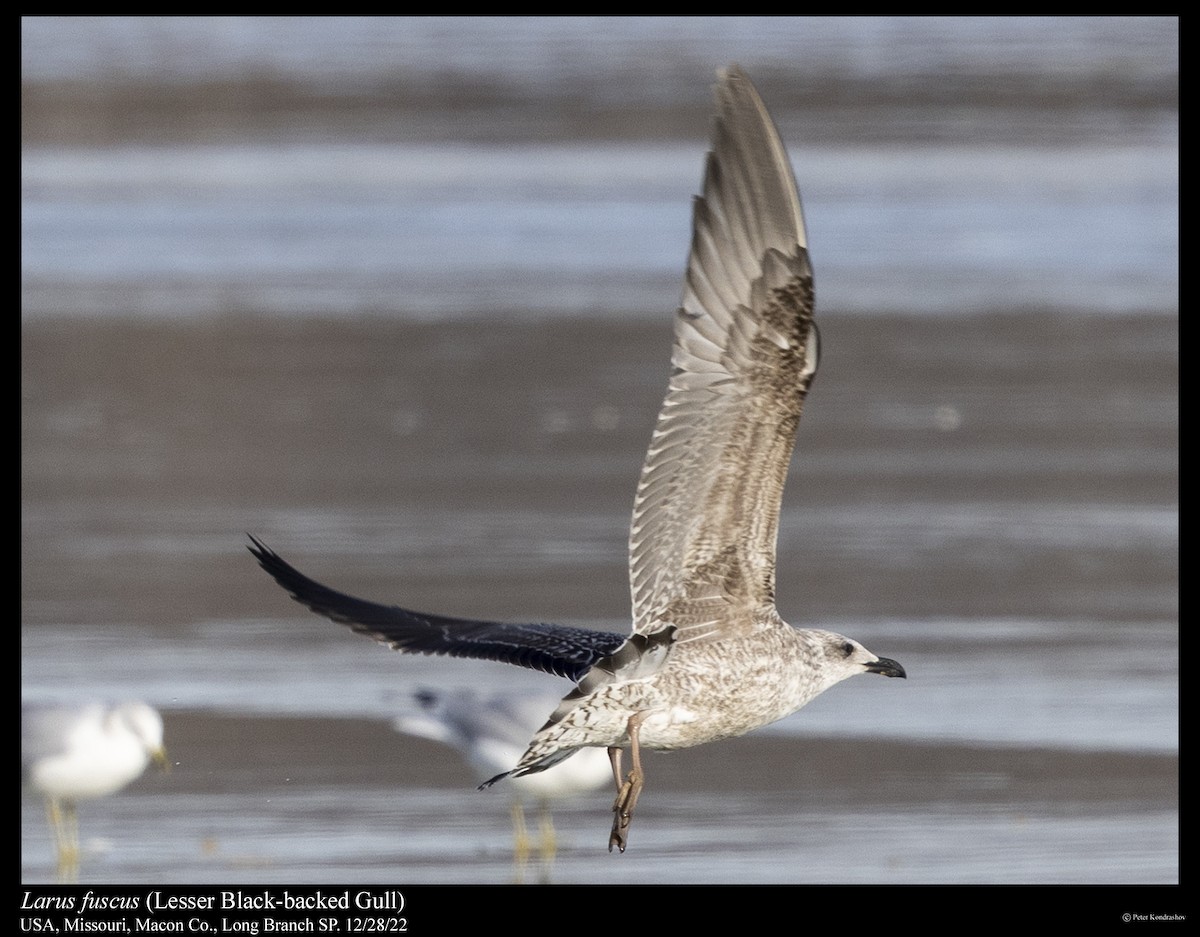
[478,771,509,791]
[246,536,628,682]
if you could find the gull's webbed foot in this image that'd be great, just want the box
[608,767,644,852]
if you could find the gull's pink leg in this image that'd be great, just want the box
[609,712,649,853]
[607,746,624,792]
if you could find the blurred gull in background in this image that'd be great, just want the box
[21,700,169,882]
[394,688,611,882]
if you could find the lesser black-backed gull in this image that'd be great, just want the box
[250,64,905,853]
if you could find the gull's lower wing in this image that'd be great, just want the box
[247,536,625,683]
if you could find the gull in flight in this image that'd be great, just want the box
[395,688,612,881]
[250,63,905,853]
[22,700,169,881]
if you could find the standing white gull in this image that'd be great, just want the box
[249,64,905,853]
[22,700,169,881]
[394,688,612,881]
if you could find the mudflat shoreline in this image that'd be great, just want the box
[160,709,1178,810]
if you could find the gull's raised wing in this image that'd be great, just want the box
[629,65,818,642]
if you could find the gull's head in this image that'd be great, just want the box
[806,630,906,690]
[115,702,170,772]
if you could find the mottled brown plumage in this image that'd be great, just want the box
[250,64,904,854]
[492,65,902,851]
